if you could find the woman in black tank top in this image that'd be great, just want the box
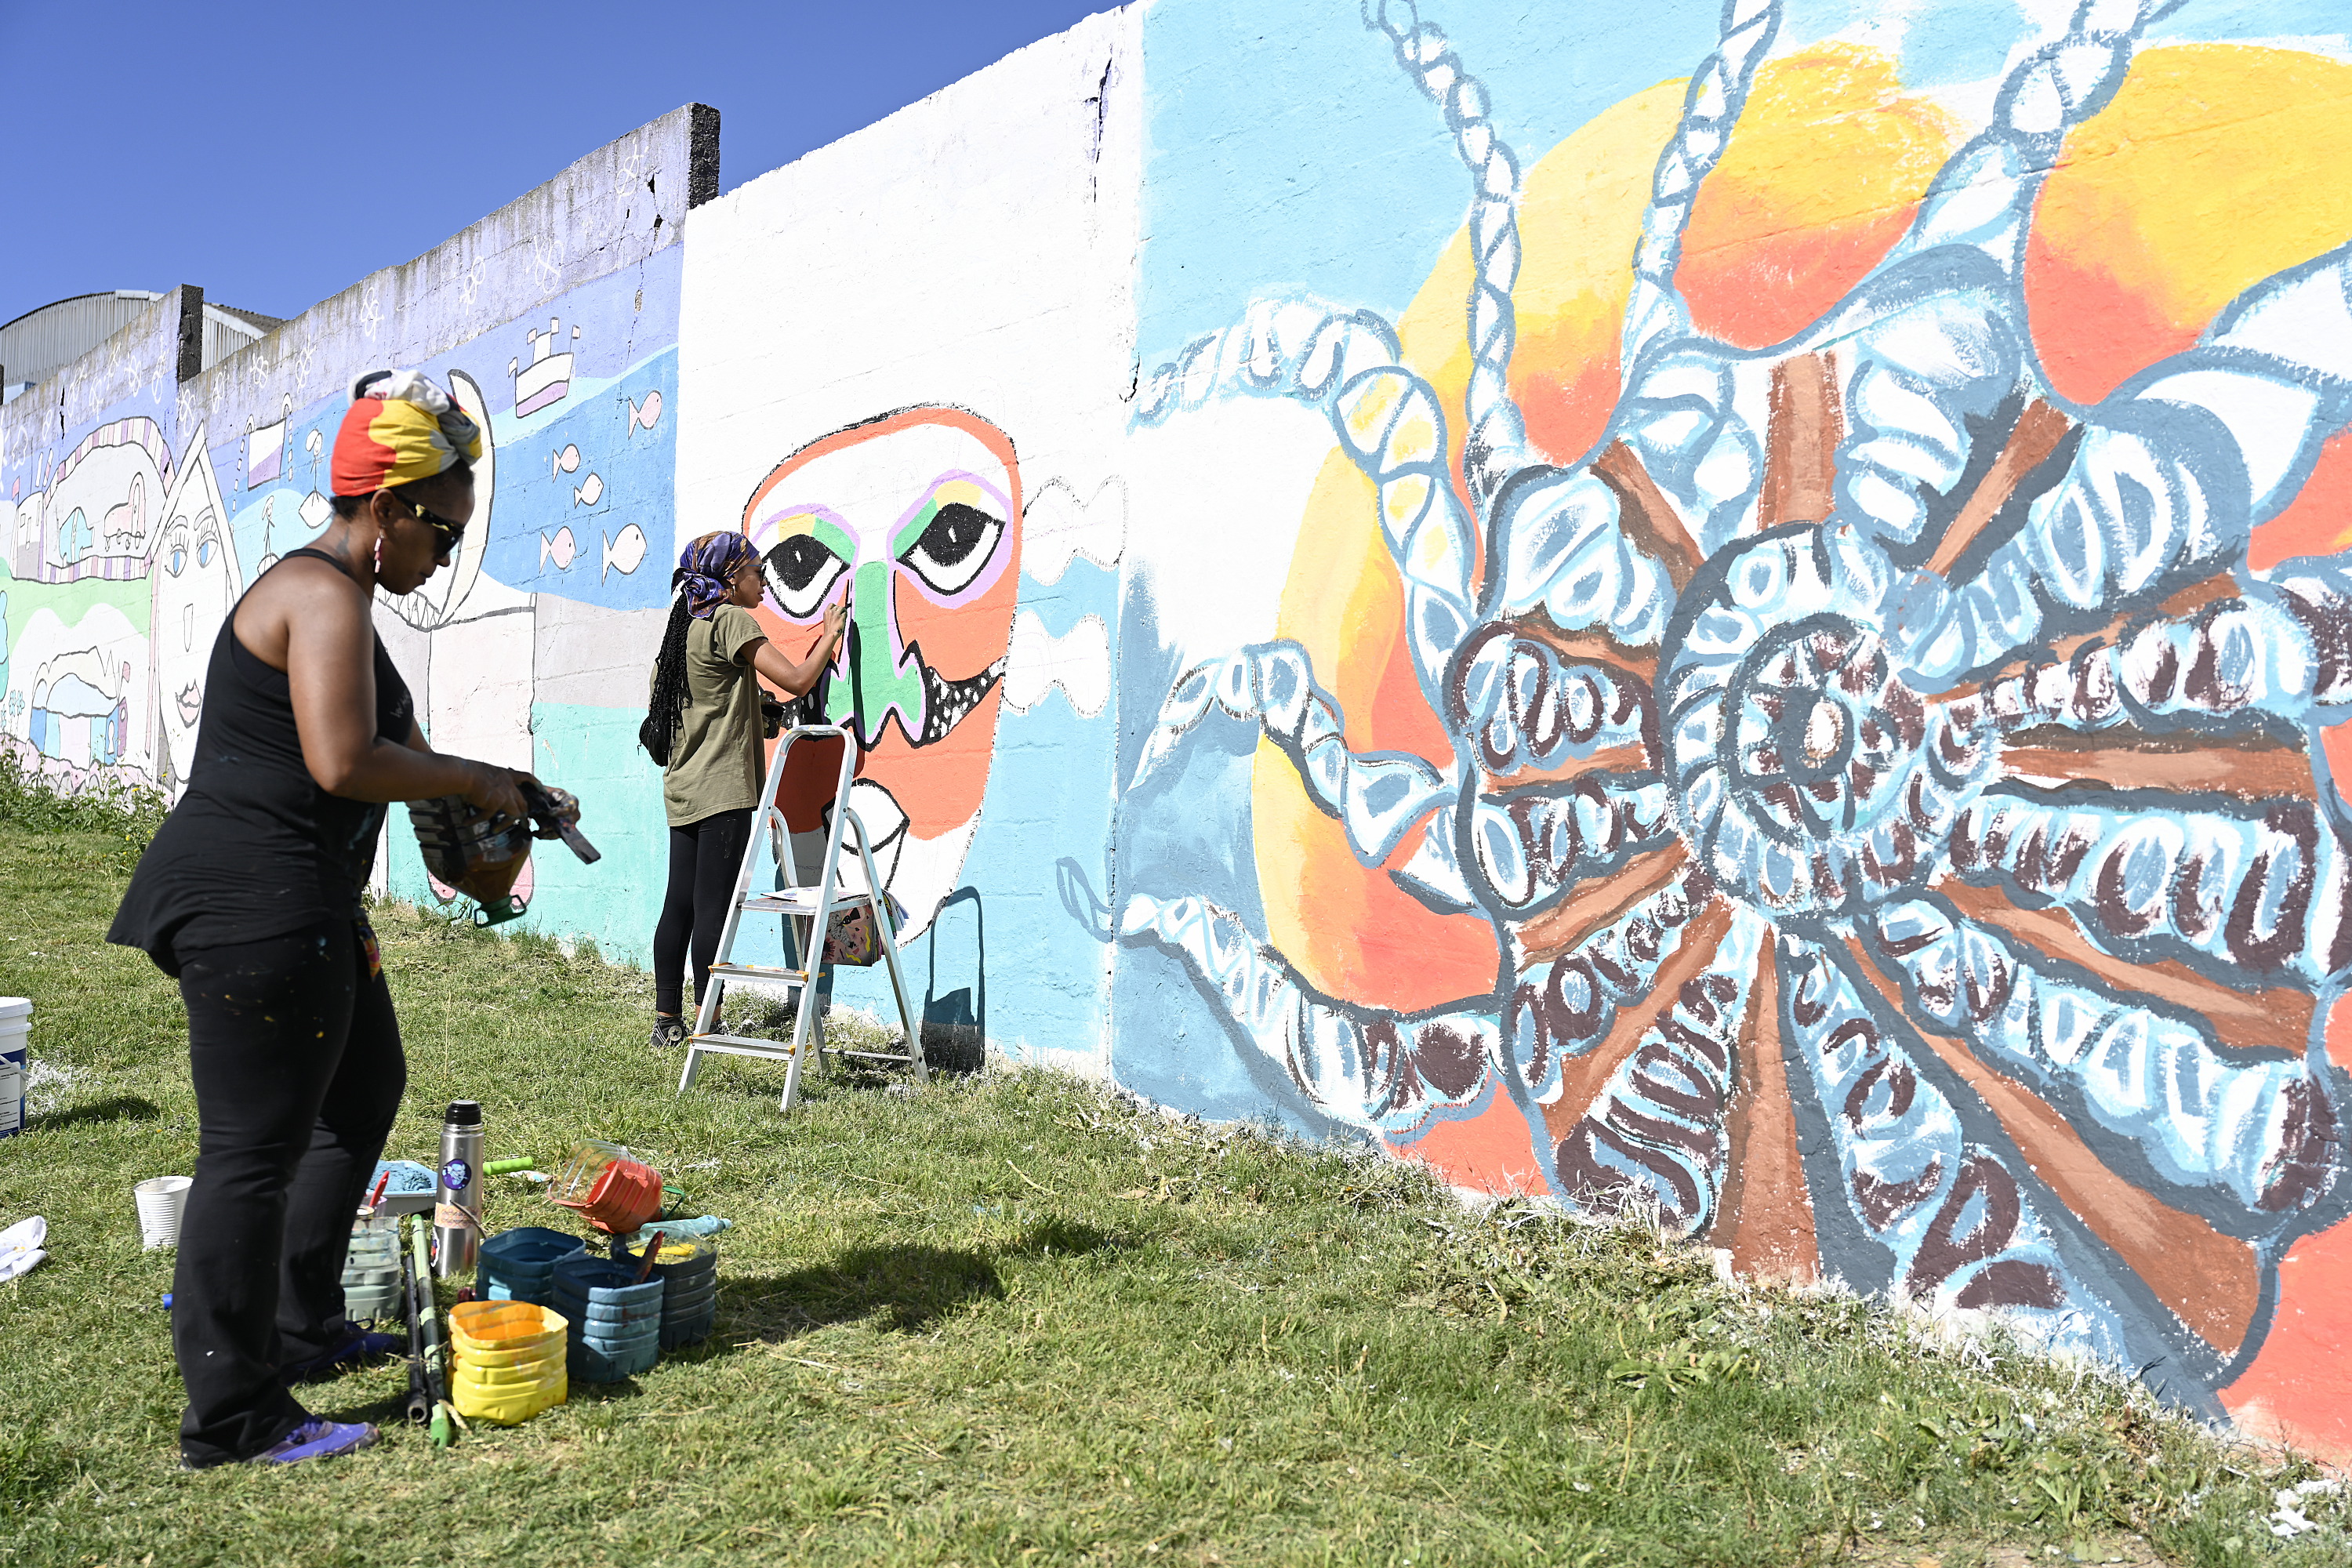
[110,371,532,1470]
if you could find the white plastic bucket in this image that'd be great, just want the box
[0,997,27,1138]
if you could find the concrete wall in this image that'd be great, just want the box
[1112,0,2352,1469]
[12,0,2352,1467]
[677,7,1140,1067]
[0,104,712,936]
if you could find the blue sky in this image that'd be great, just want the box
[0,0,1110,327]
[10,0,2337,339]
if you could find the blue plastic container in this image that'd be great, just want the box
[659,1309,715,1350]
[557,1296,664,1330]
[478,1229,586,1306]
[553,1253,668,1381]
[570,1334,659,1381]
[662,1281,717,1315]
[553,1254,662,1302]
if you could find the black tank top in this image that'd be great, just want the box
[108,548,416,971]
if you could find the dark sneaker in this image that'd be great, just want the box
[652,1014,688,1051]
[249,1417,379,1465]
[280,1327,405,1385]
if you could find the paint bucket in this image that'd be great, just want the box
[341,1216,405,1321]
[134,1176,193,1250]
[365,1159,441,1218]
[548,1142,664,1235]
[449,1299,566,1348]
[0,998,28,1138]
[547,1141,630,1204]
[477,1226,586,1305]
[617,1234,719,1349]
[448,1301,568,1425]
[552,1254,664,1381]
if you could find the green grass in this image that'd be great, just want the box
[0,800,2347,1566]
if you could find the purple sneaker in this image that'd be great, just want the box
[249,1417,379,1465]
[279,1327,405,1384]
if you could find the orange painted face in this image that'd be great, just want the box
[739,408,1022,931]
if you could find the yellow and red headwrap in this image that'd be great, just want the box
[331,369,485,497]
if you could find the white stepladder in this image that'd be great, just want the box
[675,724,925,1112]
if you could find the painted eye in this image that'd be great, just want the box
[165,526,189,578]
[899,500,1004,598]
[762,535,848,619]
[197,539,215,568]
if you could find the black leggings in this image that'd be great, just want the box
[652,807,754,1016]
[172,917,404,1468]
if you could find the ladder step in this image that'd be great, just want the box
[743,888,873,914]
[682,1033,804,1058]
[706,962,809,985]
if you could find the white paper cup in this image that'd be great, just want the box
[135,1176,193,1250]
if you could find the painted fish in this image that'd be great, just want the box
[551,443,581,479]
[573,473,604,508]
[627,389,663,434]
[299,490,333,531]
[602,523,647,581]
[542,526,578,572]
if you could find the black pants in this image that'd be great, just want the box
[652,807,755,1016]
[172,918,404,1468]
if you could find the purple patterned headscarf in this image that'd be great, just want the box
[674,532,760,619]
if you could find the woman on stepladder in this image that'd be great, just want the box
[109,370,535,1468]
[640,532,846,1051]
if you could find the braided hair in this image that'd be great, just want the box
[639,531,760,766]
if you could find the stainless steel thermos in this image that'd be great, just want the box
[433,1100,485,1279]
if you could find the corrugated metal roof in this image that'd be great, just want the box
[0,291,162,393]
[0,292,286,402]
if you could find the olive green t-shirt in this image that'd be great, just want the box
[661,603,769,827]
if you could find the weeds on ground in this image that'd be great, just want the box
[0,747,166,865]
[0,767,2345,1566]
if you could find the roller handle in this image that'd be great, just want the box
[520,780,601,865]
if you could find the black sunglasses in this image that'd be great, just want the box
[393,494,466,554]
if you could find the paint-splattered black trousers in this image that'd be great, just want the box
[171,916,403,1468]
[652,806,756,1017]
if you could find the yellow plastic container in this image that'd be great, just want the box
[448,1301,569,1425]
[452,1371,566,1426]
[452,1349,564,1388]
[450,1302,567,1363]
[452,1301,565,1345]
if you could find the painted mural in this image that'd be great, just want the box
[1119,0,2352,1455]
[740,406,1024,942]
[671,6,1134,1073]
[0,254,684,949]
[13,0,2352,1466]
